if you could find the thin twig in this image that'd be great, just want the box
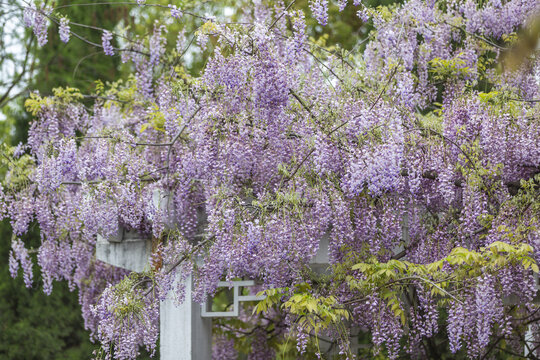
[328,63,400,136]
[165,106,201,183]
[289,89,316,121]
[444,21,508,50]
[0,33,34,107]
[267,0,297,32]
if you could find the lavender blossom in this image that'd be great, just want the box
[32,5,51,46]
[59,17,70,43]
[169,4,182,19]
[309,0,329,26]
[102,30,114,56]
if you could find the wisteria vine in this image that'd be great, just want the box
[3,0,540,359]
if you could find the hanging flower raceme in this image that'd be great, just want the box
[102,30,114,56]
[59,17,70,43]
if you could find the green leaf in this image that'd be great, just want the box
[140,123,150,133]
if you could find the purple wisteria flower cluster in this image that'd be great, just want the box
[59,17,70,44]
[102,30,114,56]
[7,0,540,358]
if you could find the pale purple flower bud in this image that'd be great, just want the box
[197,32,209,50]
[23,5,35,28]
[357,8,370,22]
[59,18,70,44]
[169,4,182,19]
[10,239,33,288]
[176,30,185,53]
[32,6,51,46]
[309,0,328,26]
[102,30,114,56]
[8,251,19,279]
[13,142,28,158]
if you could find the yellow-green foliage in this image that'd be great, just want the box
[255,283,349,336]
[375,5,395,21]
[95,76,137,106]
[24,87,83,116]
[107,273,152,321]
[140,104,166,133]
[197,20,218,37]
[429,53,471,81]
[350,242,537,323]
[24,92,54,116]
[502,32,519,46]
[478,90,500,103]
[254,241,538,340]
[0,144,35,191]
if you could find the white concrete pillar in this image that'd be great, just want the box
[310,232,330,274]
[525,325,535,358]
[160,273,212,360]
[95,229,151,272]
